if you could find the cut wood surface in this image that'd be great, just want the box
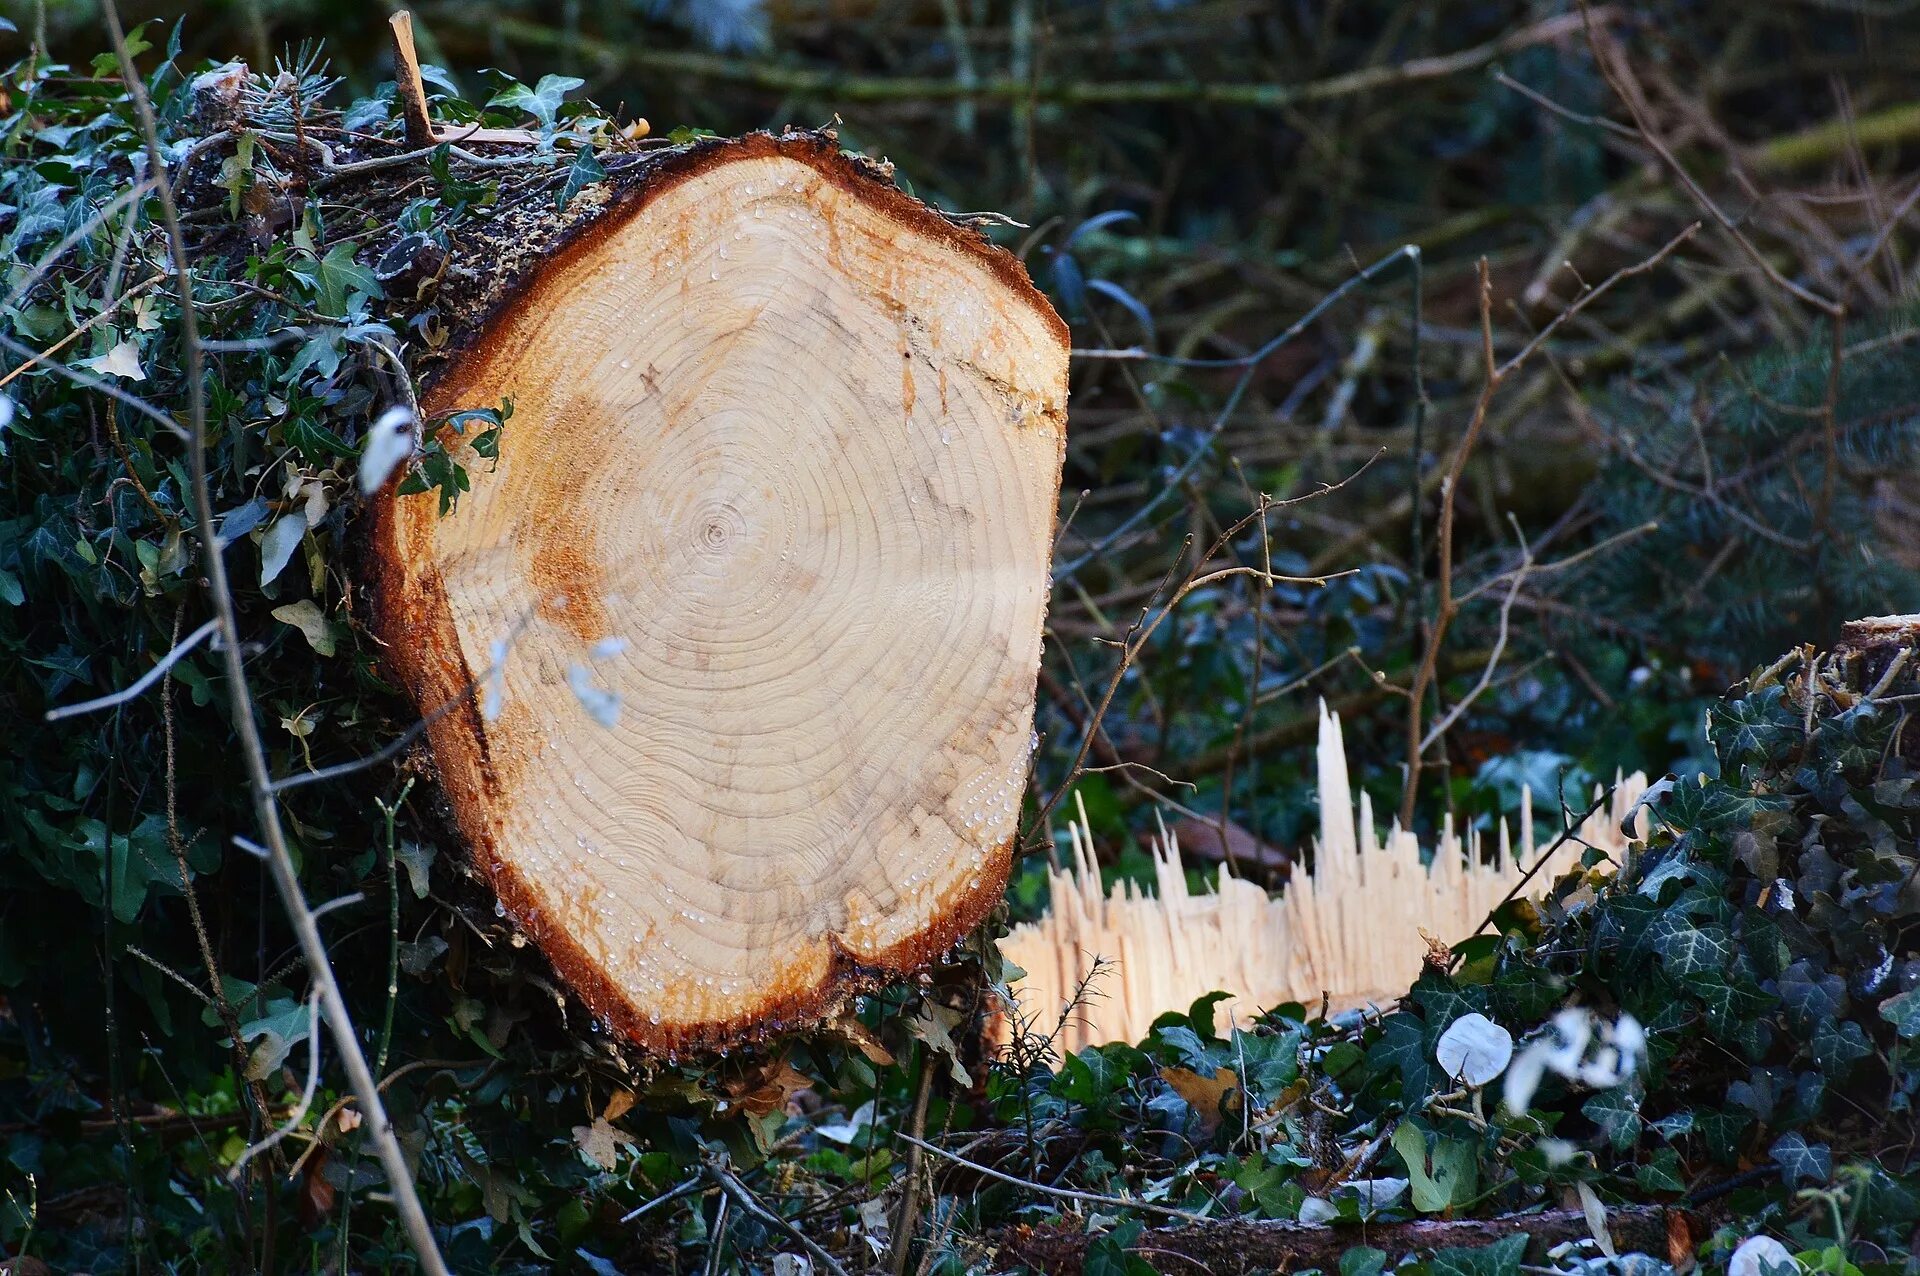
[370,133,1068,1052]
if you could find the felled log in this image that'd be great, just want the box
[999,1203,1705,1275]
[362,130,1069,1051]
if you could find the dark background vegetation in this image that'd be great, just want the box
[5,0,1920,1271]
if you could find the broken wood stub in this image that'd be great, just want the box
[369,133,1069,1052]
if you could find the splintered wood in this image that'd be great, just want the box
[370,135,1068,1052]
[1001,703,1649,1053]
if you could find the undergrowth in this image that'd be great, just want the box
[4,16,1920,1276]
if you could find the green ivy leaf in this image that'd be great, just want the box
[1770,1132,1831,1187]
[1652,917,1732,977]
[488,73,584,128]
[1430,1232,1527,1276]
[1369,1012,1433,1098]
[1084,1220,1155,1276]
[1583,1087,1643,1151]
[313,241,382,318]
[1810,1016,1872,1074]
[1778,960,1847,1033]
[557,145,606,211]
[1881,986,1920,1038]
[1341,1246,1389,1276]
[1636,1145,1686,1192]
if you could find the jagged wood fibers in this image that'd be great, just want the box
[370,133,1068,1052]
[1002,704,1648,1052]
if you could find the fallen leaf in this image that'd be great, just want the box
[272,599,338,656]
[601,1088,636,1122]
[829,1010,895,1066]
[296,1144,336,1228]
[725,1058,815,1118]
[571,1116,635,1170]
[1160,1065,1241,1133]
[80,339,146,381]
[908,1003,972,1085]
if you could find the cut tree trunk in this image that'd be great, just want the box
[366,131,1069,1053]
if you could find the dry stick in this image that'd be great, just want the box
[96,7,449,1272]
[1418,519,1532,754]
[894,1132,1213,1225]
[890,1050,937,1276]
[45,619,218,720]
[705,1160,853,1276]
[1397,223,1699,830]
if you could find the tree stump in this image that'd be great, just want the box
[368,133,1068,1052]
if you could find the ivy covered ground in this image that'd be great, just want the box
[6,7,1920,1275]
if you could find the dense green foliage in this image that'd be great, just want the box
[5,3,1920,1273]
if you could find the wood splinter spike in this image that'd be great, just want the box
[369,133,1069,1052]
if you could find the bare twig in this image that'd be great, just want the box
[46,619,219,721]
[895,1132,1213,1224]
[1399,223,1697,828]
[706,1159,853,1276]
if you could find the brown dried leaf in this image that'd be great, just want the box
[725,1059,816,1118]
[1160,1065,1242,1132]
[829,1010,896,1066]
[571,1116,636,1170]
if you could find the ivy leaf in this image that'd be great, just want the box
[395,840,436,898]
[1810,1017,1872,1074]
[1636,849,1697,899]
[1150,1023,1221,1072]
[1778,960,1847,1033]
[78,340,147,381]
[1430,1233,1528,1276]
[1084,1220,1155,1276]
[557,145,606,211]
[398,935,449,976]
[313,242,382,318]
[1652,917,1732,977]
[1636,1146,1687,1192]
[1880,986,1920,1038]
[487,73,583,128]
[1770,1132,1831,1187]
[1710,687,1797,773]
[1341,1247,1389,1276]
[1583,1087,1643,1151]
[1369,1011,1433,1098]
